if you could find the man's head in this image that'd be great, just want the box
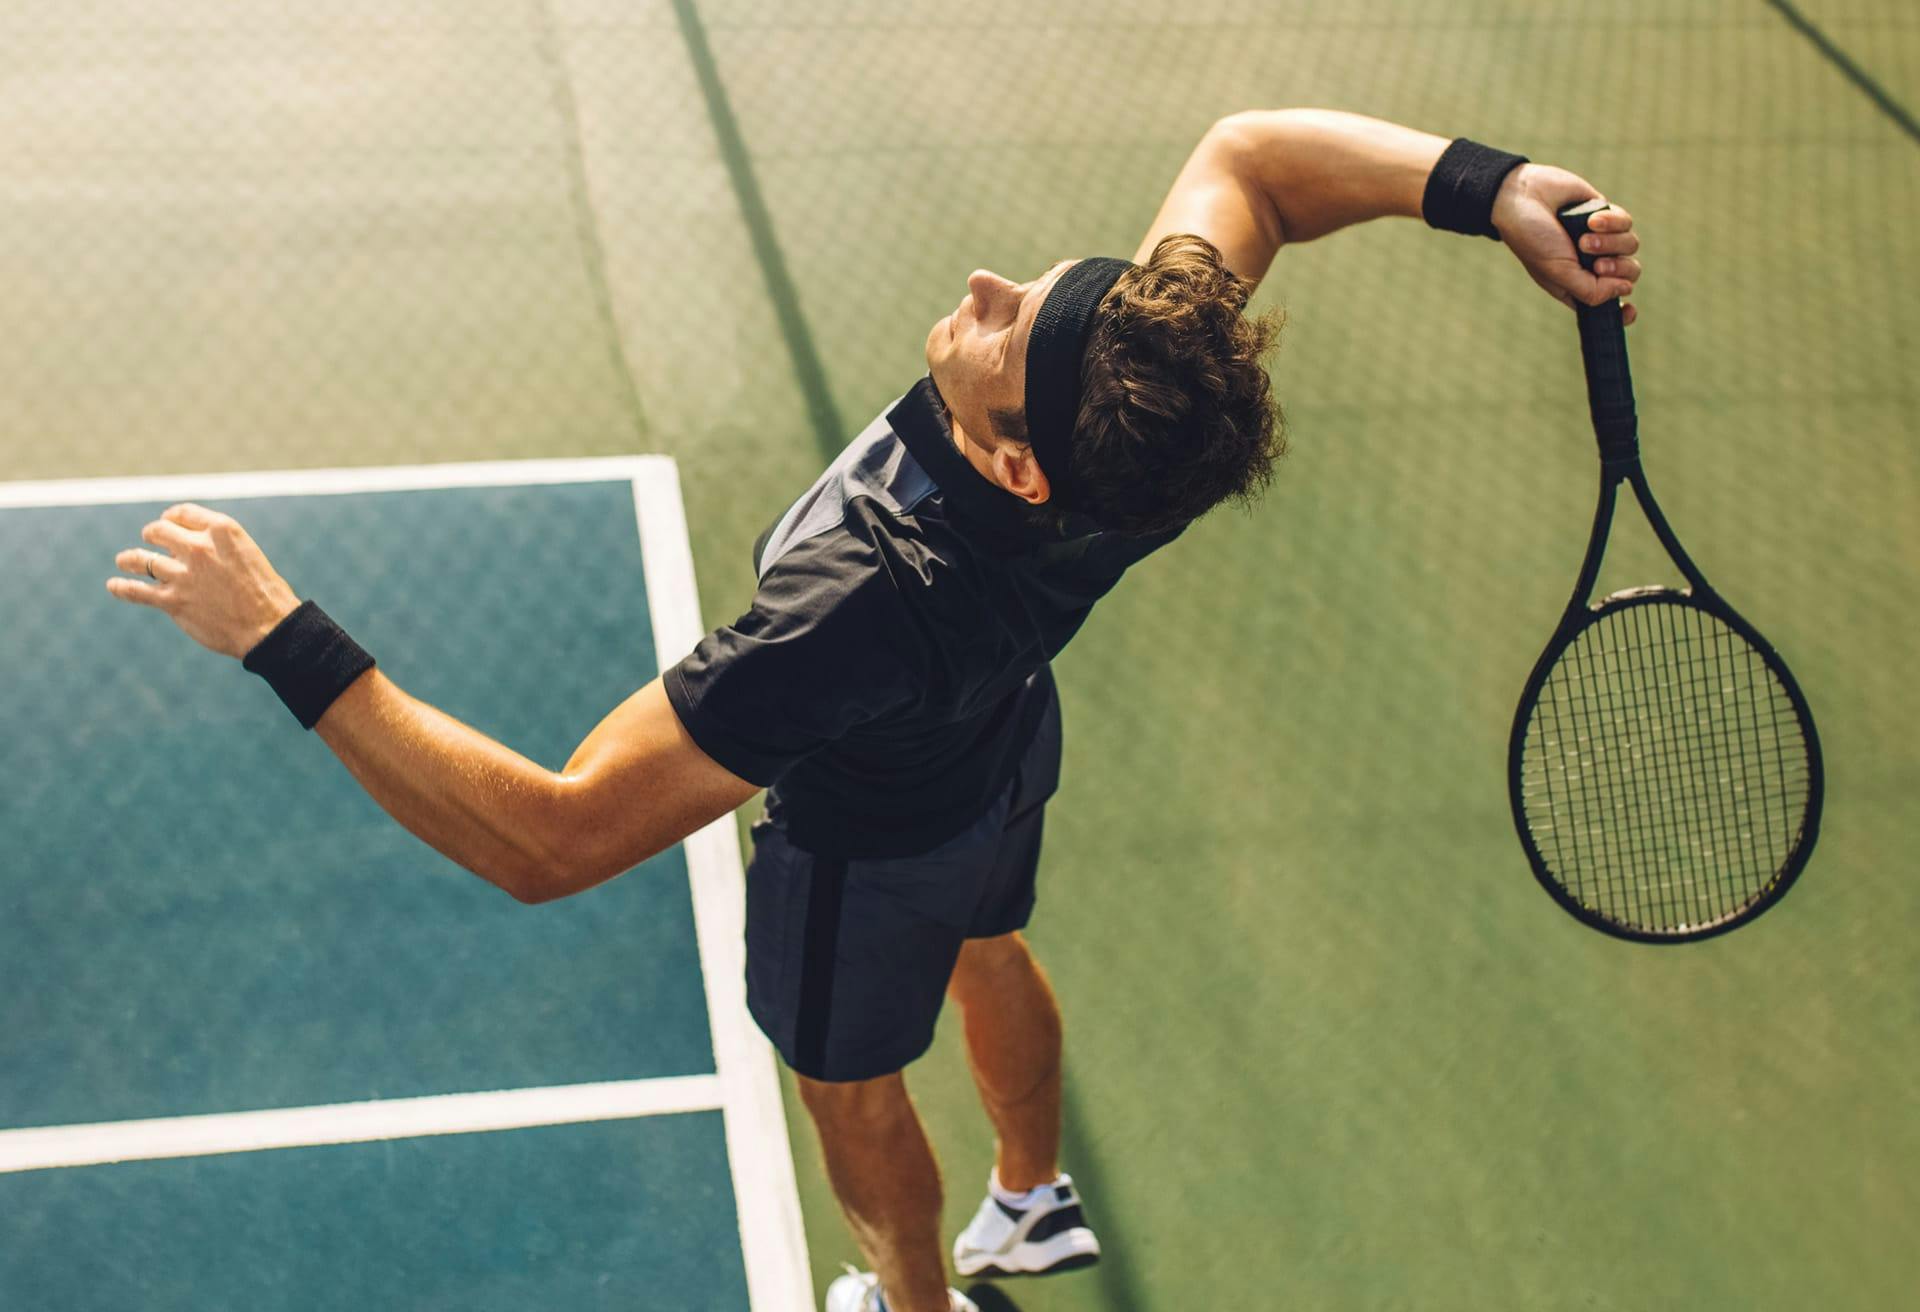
[924,257,1078,510]
[924,233,1287,537]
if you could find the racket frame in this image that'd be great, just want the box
[1506,468,1825,942]
[1505,200,1825,943]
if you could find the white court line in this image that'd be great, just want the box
[634,465,815,1312]
[0,1077,723,1176]
[0,455,668,509]
[0,458,813,1310]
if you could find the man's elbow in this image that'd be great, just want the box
[505,797,609,904]
[502,850,583,905]
[506,872,562,905]
[506,845,652,905]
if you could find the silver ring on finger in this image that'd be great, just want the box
[146,552,159,580]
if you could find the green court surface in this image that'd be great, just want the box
[2,2,1916,1308]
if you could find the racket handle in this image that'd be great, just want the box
[1558,199,1639,469]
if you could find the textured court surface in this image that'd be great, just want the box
[5,1117,746,1310]
[0,476,788,1308]
[1,2,1914,1308]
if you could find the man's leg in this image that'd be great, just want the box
[945,929,1062,1191]
[796,1071,952,1312]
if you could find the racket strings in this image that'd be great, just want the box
[1520,601,1812,934]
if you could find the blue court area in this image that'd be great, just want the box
[0,468,801,1310]
[5,1116,744,1310]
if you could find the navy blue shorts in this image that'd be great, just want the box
[742,691,1062,1083]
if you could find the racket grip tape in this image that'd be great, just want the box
[1558,199,1639,468]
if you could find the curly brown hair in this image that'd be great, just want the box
[989,234,1288,538]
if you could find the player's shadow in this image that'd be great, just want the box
[963,1287,1029,1312]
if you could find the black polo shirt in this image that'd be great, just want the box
[664,374,1186,858]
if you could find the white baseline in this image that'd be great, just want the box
[0,1077,723,1176]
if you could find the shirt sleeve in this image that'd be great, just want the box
[662,532,927,787]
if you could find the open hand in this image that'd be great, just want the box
[1492,163,1641,325]
[106,503,301,660]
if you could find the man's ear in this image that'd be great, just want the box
[991,441,1052,506]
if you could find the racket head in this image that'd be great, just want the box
[1508,586,1824,943]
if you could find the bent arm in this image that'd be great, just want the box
[313,671,759,904]
[1136,110,1639,314]
[1132,109,1451,289]
[101,501,762,903]
[313,669,577,901]
[1221,108,1452,247]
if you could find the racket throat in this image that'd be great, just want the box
[1563,472,1623,615]
[1564,464,1715,615]
[1625,466,1714,597]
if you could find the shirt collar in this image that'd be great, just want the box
[887,374,1098,552]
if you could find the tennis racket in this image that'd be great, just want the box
[1507,198,1824,943]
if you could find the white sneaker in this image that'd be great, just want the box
[951,1171,1102,1278]
[824,1263,979,1312]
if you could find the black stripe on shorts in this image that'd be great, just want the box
[794,852,850,1076]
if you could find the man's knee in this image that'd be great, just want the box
[948,929,1033,1005]
[795,1069,912,1129]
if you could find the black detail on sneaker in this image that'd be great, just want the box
[992,1197,1027,1223]
[970,1252,1101,1280]
[1053,1183,1072,1204]
[1026,1204,1087,1244]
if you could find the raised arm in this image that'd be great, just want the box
[1215,109,1451,248]
[1134,109,1642,318]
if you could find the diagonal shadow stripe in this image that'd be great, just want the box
[671,0,848,465]
[1761,0,1920,145]
[529,0,652,444]
[957,1087,1148,1312]
[953,1079,1150,1311]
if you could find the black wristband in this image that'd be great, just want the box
[242,599,376,730]
[1422,137,1529,240]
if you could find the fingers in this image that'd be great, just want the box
[1579,229,1639,258]
[1589,204,1633,233]
[1573,275,1638,318]
[1590,254,1641,281]
[1588,203,1639,311]
[1577,273,1636,305]
[109,513,202,608]
[1577,243,1639,303]
[162,502,225,531]
[1542,189,1639,319]
[114,546,182,583]
[142,518,199,555]
[104,575,168,608]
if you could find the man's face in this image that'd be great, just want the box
[925,258,1080,459]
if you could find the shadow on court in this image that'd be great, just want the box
[947,1090,1143,1312]
[1054,1085,1147,1312]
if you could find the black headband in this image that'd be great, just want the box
[1023,256,1135,517]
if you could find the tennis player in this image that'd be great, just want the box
[107,111,1639,1312]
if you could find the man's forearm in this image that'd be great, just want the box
[1226,109,1453,245]
[313,668,566,901]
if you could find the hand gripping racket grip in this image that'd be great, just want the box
[1558,198,1639,470]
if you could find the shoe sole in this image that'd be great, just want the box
[955,1228,1102,1279]
[963,1251,1100,1279]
